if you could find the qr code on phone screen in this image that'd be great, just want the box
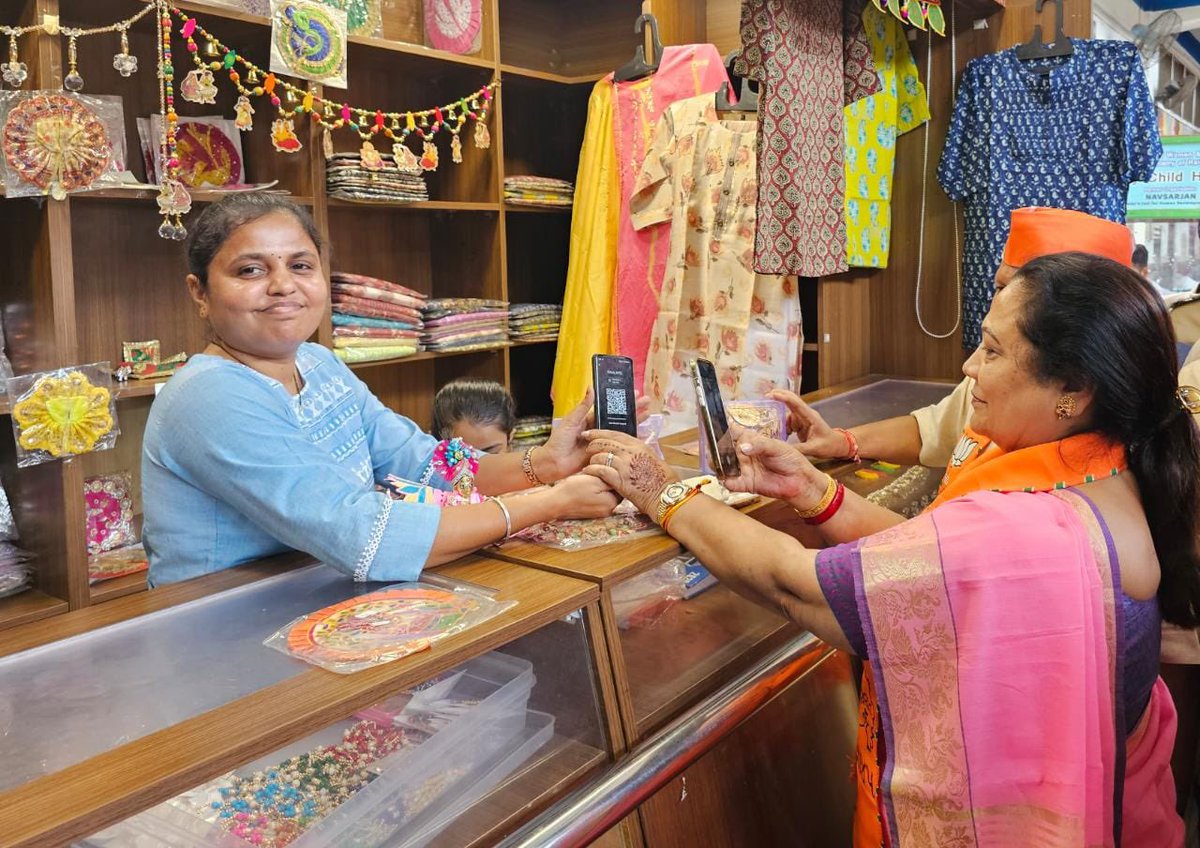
[606,388,628,417]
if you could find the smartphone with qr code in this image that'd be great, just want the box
[690,358,741,479]
[592,354,638,437]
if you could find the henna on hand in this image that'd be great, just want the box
[628,453,668,497]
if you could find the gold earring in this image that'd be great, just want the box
[198,304,208,319]
[1054,395,1076,420]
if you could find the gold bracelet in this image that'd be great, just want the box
[661,489,703,532]
[793,474,837,519]
[522,446,545,486]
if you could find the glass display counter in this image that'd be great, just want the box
[0,555,622,848]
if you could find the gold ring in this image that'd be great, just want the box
[605,452,616,467]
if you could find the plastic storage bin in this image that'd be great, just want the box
[80,652,536,848]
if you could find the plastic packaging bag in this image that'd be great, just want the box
[0,90,128,198]
[511,512,660,551]
[85,472,136,556]
[6,363,119,467]
[699,398,786,477]
[88,543,148,585]
[611,557,688,629]
[0,542,34,599]
[0,315,14,394]
[264,575,516,674]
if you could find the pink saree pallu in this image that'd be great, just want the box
[852,490,1181,847]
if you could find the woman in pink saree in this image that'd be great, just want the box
[583,254,1198,846]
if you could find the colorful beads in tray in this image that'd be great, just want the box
[210,719,423,847]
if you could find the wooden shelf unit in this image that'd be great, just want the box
[0,0,649,621]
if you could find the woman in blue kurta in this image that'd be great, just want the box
[143,194,617,586]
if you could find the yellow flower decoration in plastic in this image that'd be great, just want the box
[12,371,113,457]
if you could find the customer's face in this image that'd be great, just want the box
[451,419,511,454]
[188,213,327,359]
[962,281,1081,451]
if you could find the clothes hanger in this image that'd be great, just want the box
[715,51,758,112]
[613,13,664,82]
[1014,0,1074,70]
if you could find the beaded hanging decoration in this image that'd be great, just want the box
[11,370,114,458]
[872,0,945,35]
[156,0,191,240]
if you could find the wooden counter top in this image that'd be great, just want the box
[0,554,598,848]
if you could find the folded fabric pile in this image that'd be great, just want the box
[0,542,34,599]
[331,272,427,363]
[511,415,552,450]
[326,152,428,203]
[503,175,574,208]
[508,303,562,342]
[421,298,509,352]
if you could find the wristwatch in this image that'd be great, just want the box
[655,481,692,525]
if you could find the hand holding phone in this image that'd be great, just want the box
[691,358,741,478]
[592,354,638,437]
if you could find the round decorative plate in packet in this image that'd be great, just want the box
[84,472,135,556]
[174,121,243,188]
[271,580,512,673]
[2,92,112,198]
[424,0,482,55]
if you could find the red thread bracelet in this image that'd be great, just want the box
[805,481,845,526]
[835,428,860,462]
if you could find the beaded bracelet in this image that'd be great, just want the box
[805,481,846,526]
[834,428,861,463]
[522,446,545,486]
[794,474,837,519]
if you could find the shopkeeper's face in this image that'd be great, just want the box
[961,280,1078,452]
[189,213,326,359]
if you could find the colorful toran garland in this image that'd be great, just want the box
[155,1,498,240]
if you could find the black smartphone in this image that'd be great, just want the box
[592,354,638,436]
[691,358,741,478]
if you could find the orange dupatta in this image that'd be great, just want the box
[852,428,1128,848]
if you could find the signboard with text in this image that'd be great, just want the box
[1127,135,1200,220]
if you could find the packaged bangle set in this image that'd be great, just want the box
[698,398,786,477]
[264,575,515,674]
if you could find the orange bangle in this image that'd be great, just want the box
[661,488,702,532]
[805,482,846,526]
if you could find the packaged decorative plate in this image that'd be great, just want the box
[511,512,660,552]
[88,543,148,584]
[6,363,119,467]
[266,578,515,673]
[173,120,244,188]
[0,91,127,199]
[424,0,482,55]
[84,472,136,556]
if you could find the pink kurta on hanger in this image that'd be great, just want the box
[611,44,729,391]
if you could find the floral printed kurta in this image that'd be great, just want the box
[631,95,802,435]
[845,5,929,268]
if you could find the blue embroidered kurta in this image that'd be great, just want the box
[938,39,1161,348]
[143,343,449,586]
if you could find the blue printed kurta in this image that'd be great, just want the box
[938,39,1161,348]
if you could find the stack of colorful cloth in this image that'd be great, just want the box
[421,298,509,352]
[511,415,552,450]
[331,272,426,363]
[327,152,429,203]
[508,303,562,342]
[503,175,574,208]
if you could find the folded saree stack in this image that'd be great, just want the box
[330,272,426,363]
[503,175,574,208]
[326,152,429,203]
[420,298,509,352]
[508,303,562,341]
[511,415,552,450]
